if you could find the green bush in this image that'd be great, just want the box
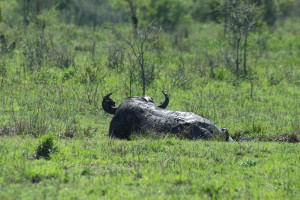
[34,135,58,160]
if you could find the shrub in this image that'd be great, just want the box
[34,135,58,160]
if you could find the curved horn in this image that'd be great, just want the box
[104,92,113,99]
[102,93,117,114]
[158,91,169,109]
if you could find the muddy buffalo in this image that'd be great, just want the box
[102,92,233,141]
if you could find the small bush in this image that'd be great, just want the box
[59,127,78,139]
[12,116,49,136]
[34,135,58,160]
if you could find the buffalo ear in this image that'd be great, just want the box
[158,91,169,109]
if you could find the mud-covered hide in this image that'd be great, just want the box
[108,96,232,141]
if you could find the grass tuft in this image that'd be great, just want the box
[34,135,58,160]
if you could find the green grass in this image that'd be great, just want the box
[0,135,299,199]
[0,3,299,199]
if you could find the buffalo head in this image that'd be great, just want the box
[102,92,233,141]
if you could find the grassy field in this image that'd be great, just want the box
[0,2,300,198]
[0,135,299,199]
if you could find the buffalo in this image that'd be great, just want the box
[102,91,233,141]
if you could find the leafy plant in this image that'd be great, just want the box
[34,135,58,160]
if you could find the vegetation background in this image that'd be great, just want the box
[0,0,299,199]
